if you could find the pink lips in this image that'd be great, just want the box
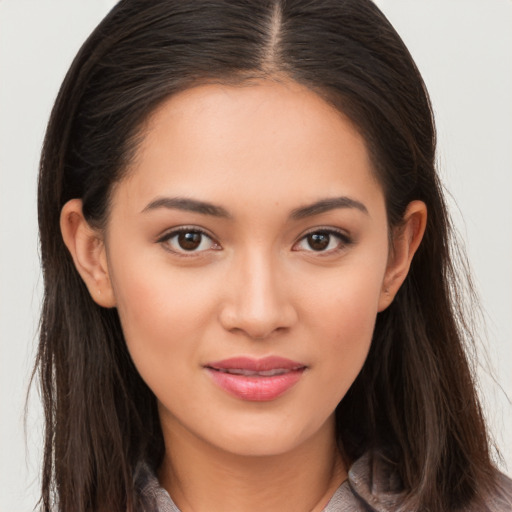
[205,356,306,401]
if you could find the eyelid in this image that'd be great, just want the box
[292,227,353,253]
[156,225,221,254]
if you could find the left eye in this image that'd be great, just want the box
[160,230,219,253]
[294,230,349,252]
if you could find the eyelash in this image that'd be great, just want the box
[156,227,353,256]
[157,227,220,256]
[292,228,353,255]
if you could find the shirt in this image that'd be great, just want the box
[134,452,512,511]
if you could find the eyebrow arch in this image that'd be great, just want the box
[141,197,231,218]
[290,197,369,220]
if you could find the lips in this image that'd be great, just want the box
[205,356,306,401]
[214,368,292,377]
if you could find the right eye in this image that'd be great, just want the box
[158,228,220,254]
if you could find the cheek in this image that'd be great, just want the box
[300,258,386,396]
[321,289,378,366]
[108,256,217,381]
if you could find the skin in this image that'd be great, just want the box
[61,80,426,512]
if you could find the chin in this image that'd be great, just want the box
[213,433,305,458]
[201,414,333,459]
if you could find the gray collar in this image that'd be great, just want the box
[134,452,406,511]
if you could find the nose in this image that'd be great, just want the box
[218,250,297,340]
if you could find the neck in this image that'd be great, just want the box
[158,416,347,512]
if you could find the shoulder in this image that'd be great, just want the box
[131,455,512,512]
[483,471,512,512]
[348,452,512,512]
[347,452,406,512]
[133,462,179,512]
[457,470,512,512]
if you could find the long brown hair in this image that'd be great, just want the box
[36,0,500,510]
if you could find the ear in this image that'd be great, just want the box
[378,200,427,312]
[60,199,116,308]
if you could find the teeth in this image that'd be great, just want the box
[221,368,290,377]
[258,369,288,376]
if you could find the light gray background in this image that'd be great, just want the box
[1,1,510,511]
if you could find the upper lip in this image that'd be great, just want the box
[205,356,306,372]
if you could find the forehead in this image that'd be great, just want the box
[115,79,384,217]
[140,79,364,161]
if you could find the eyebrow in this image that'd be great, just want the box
[141,197,231,218]
[290,196,369,219]
[141,195,368,219]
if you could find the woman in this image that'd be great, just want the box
[35,0,512,510]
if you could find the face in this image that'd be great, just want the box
[103,80,393,457]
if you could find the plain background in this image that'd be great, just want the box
[0,1,510,510]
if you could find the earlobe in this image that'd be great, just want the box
[378,200,427,312]
[60,199,116,308]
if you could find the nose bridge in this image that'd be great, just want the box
[220,244,295,338]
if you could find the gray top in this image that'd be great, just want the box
[134,452,512,511]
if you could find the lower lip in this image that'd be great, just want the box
[206,368,305,401]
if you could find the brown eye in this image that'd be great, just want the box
[306,232,330,251]
[177,231,202,250]
[159,229,219,254]
[293,229,351,254]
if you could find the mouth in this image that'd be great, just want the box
[204,356,307,401]
[209,367,299,377]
